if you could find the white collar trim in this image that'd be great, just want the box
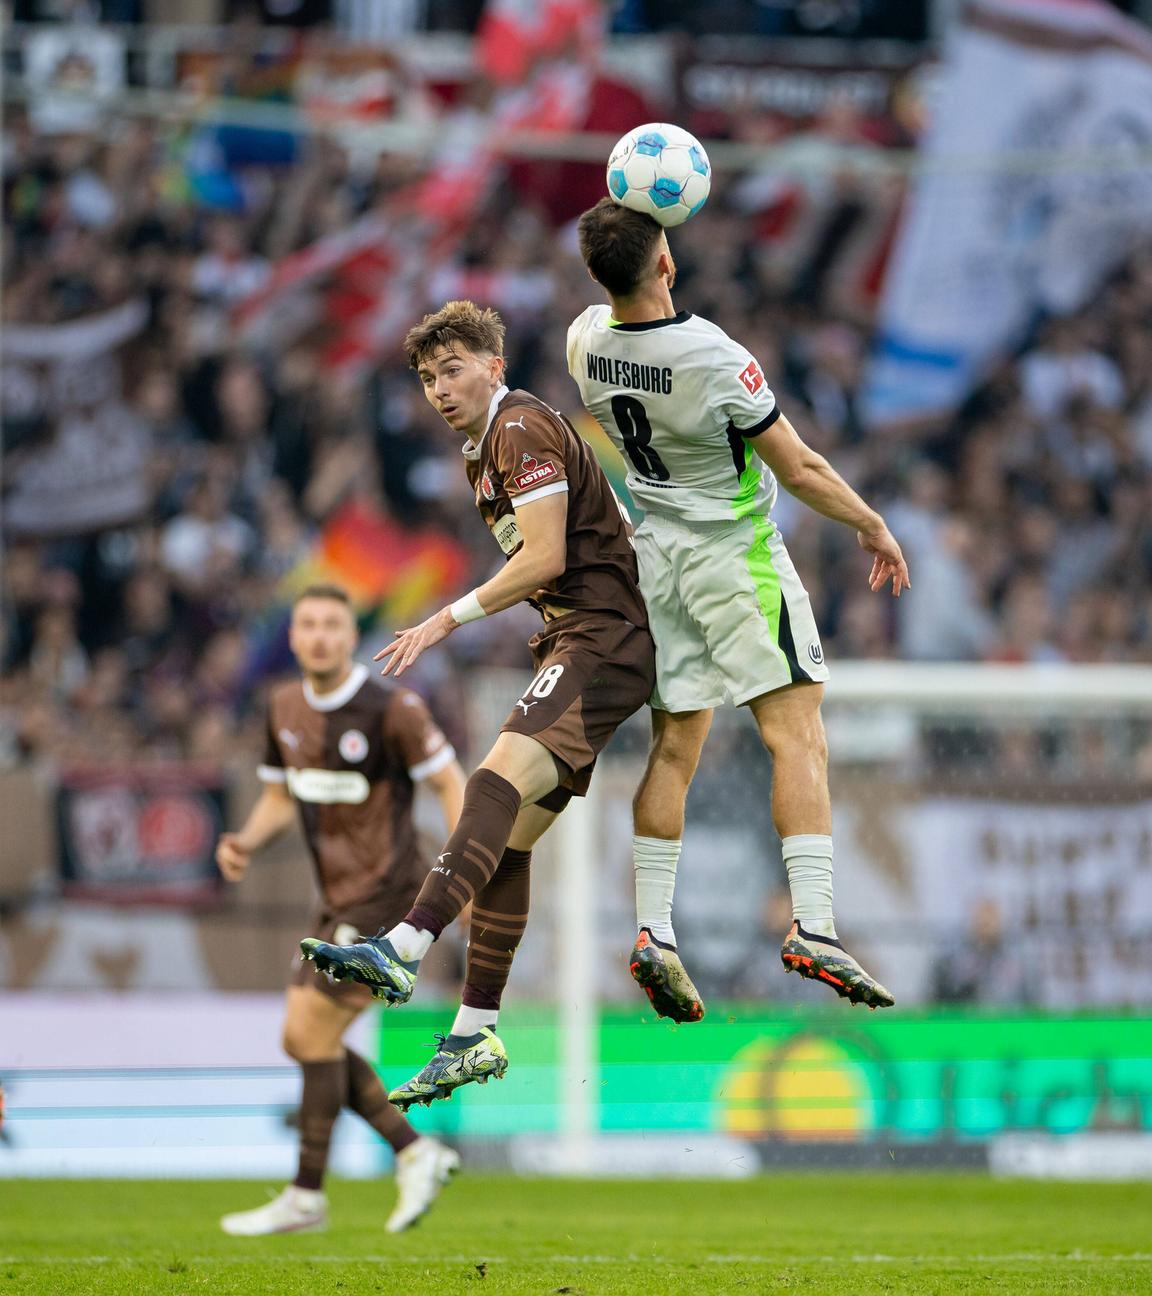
[303,662,369,712]
[462,384,509,461]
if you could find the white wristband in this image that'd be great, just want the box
[449,590,487,625]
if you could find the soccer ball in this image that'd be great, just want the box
[606,123,711,229]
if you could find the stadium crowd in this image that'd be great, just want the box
[3,83,1152,775]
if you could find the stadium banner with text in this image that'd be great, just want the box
[54,766,226,904]
[829,792,1152,1008]
[677,48,921,135]
[2,299,150,537]
[864,0,1152,423]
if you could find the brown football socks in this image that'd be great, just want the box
[294,1049,421,1188]
[462,847,532,1010]
[344,1048,418,1153]
[406,768,523,937]
[294,1059,346,1190]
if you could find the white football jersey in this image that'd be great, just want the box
[567,305,781,522]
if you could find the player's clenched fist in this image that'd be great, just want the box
[216,832,251,882]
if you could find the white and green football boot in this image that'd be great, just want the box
[388,1028,509,1110]
[781,922,895,1009]
[300,932,418,1004]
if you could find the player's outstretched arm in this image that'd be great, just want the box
[216,781,296,882]
[376,492,569,677]
[748,414,910,596]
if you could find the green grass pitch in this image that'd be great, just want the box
[3,1175,1151,1295]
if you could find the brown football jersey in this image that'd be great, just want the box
[463,387,649,627]
[259,664,455,911]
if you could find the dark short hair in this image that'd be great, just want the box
[404,300,506,370]
[577,198,664,298]
[293,583,351,608]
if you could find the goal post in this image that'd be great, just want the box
[540,660,1152,1172]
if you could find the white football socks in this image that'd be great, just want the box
[386,922,434,963]
[782,834,837,939]
[634,834,682,947]
[449,1005,498,1038]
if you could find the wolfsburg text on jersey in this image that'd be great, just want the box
[585,354,673,394]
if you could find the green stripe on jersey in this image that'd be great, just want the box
[731,440,764,520]
[745,515,787,672]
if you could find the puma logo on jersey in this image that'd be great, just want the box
[437,852,452,865]
[278,728,300,750]
[505,416,528,431]
[515,699,538,716]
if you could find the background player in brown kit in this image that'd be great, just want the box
[217,583,467,1235]
[302,301,655,1107]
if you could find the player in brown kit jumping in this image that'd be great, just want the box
[302,301,655,1107]
[218,583,467,1234]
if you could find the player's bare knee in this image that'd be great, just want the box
[282,1023,309,1062]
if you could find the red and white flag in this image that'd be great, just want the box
[478,0,603,84]
[235,1,603,373]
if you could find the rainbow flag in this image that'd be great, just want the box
[283,499,471,626]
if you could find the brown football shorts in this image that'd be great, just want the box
[500,610,655,797]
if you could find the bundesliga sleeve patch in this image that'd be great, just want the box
[512,452,558,492]
[738,359,765,396]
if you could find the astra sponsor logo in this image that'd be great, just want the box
[513,453,558,492]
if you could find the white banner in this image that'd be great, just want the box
[834,794,1152,1006]
[863,0,1152,424]
[2,300,150,537]
[24,28,125,134]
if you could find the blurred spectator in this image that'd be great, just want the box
[931,898,1032,1006]
[28,606,89,703]
[160,474,254,595]
[1019,318,1124,421]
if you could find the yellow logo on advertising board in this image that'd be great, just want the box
[720,1033,877,1141]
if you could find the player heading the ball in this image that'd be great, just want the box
[569,196,908,1017]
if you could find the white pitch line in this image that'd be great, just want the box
[3,1253,1152,1266]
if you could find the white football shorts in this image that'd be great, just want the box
[635,511,829,713]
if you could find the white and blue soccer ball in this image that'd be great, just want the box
[606,122,711,228]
